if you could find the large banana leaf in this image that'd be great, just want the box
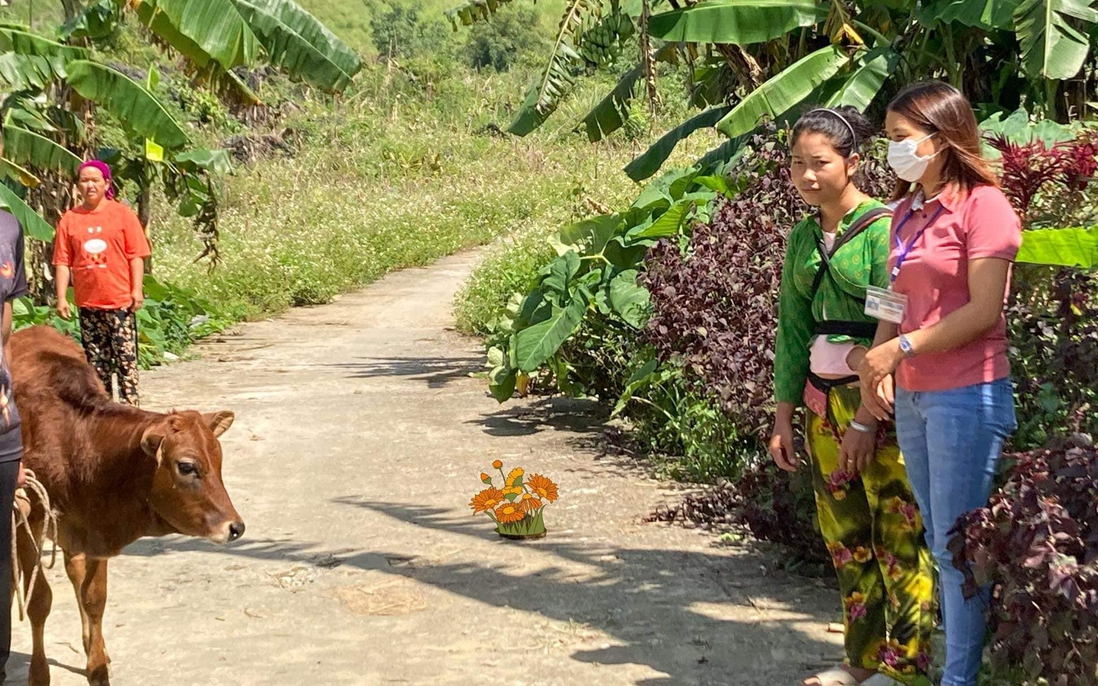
[825,47,900,111]
[446,0,519,28]
[1013,0,1098,80]
[624,105,733,182]
[918,0,1020,30]
[0,26,89,62]
[716,45,850,139]
[509,0,593,136]
[578,64,644,143]
[1017,227,1098,267]
[66,60,190,149]
[0,53,56,91]
[648,0,826,44]
[0,159,41,188]
[130,0,259,70]
[2,126,82,176]
[0,184,54,241]
[229,0,362,93]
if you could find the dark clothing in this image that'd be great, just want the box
[0,211,28,457]
[78,307,140,406]
[0,458,19,674]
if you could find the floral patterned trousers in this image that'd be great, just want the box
[78,307,140,407]
[806,384,935,682]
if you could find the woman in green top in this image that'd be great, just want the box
[769,107,934,686]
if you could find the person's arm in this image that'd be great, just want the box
[2,301,12,365]
[129,257,144,310]
[770,226,813,471]
[52,216,73,319]
[54,265,72,319]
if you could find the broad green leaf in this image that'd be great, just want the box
[1013,0,1098,80]
[0,26,89,63]
[607,269,650,328]
[489,364,517,402]
[919,0,1021,29]
[0,159,41,187]
[717,45,850,138]
[1016,227,1098,267]
[649,0,825,44]
[513,288,590,372]
[624,105,733,182]
[62,0,121,40]
[0,185,54,241]
[230,0,363,93]
[578,64,643,143]
[66,60,190,149]
[175,148,233,175]
[825,47,900,111]
[554,214,622,256]
[629,199,690,239]
[542,251,581,295]
[130,0,259,70]
[2,126,82,175]
[508,0,593,136]
[0,53,59,91]
[612,356,659,416]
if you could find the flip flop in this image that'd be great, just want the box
[805,667,861,686]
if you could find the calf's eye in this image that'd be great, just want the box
[177,462,198,477]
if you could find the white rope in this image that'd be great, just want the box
[11,469,59,622]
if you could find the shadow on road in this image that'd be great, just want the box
[326,356,485,389]
[469,396,608,438]
[125,498,839,686]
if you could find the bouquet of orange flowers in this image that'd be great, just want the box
[470,460,559,539]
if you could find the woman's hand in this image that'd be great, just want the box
[840,411,878,474]
[769,418,798,472]
[859,340,904,421]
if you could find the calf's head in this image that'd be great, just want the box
[141,410,245,545]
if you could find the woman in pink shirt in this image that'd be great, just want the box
[859,82,1021,686]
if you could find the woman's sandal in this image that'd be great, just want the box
[805,667,862,686]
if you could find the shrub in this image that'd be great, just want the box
[370,4,451,62]
[642,128,892,438]
[951,442,1098,685]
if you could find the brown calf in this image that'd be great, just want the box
[10,326,245,686]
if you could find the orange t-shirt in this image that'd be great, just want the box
[53,200,151,310]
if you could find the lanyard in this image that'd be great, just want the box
[890,204,945,284]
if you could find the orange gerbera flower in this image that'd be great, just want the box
[492,460,503,470]
[519,493,543,512]
[505,467,525,487]
[527,474,558,502]
[495,502,524,524]
[470,487,505,514]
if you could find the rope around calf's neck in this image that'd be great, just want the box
[11,469,59,622]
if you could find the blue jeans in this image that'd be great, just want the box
[894,378,1016,686]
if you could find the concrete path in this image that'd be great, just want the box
[9,251,842,685]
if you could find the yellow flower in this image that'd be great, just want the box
[527,474,559,502]
[853,546,873,564]
[502,486,523,496]
[505,467,525,487]
[470,488,505,514]
[492,460,503,470]
[519,493,543,513]
[494,502,524,524]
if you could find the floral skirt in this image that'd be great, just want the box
[805,384,936,682]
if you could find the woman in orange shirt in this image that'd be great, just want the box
[53,160,150,406]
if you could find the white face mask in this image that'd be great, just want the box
[887,133,939,182]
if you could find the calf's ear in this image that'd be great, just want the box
[203,411,235,437]
[140,425,167,463]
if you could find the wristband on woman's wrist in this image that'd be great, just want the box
[849,419,875,434]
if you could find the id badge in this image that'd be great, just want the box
[865,285,907,324]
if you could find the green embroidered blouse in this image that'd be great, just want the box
[773,199,893,406]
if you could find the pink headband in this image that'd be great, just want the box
[78,160,116,200]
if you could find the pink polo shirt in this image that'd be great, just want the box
[889,184,1022,392]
